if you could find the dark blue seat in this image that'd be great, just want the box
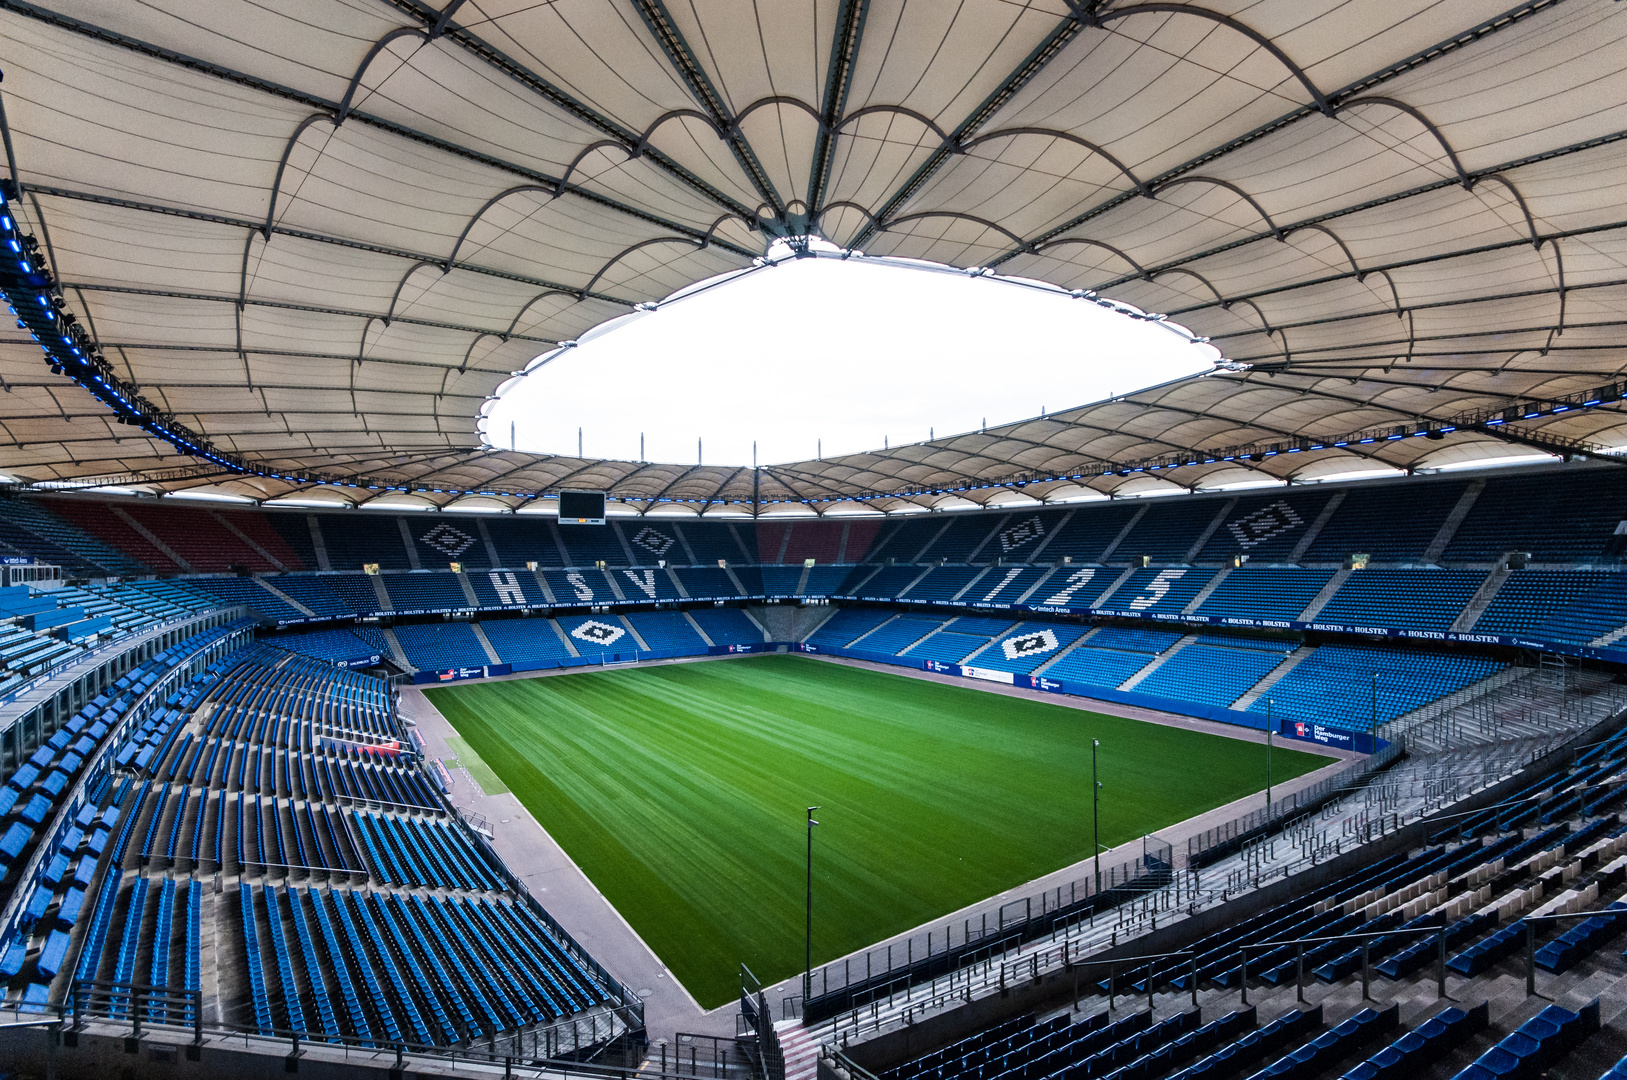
[1451,999,1599,1080]
[0,820,33,860]
[37,928,71,977]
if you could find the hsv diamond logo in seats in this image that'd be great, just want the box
[570,620,626,646]
[998,516,1045,552]
[1226,500,1304,549]
[631,526,675,557]
[1001,628,1060,660]
[419,522,476,558]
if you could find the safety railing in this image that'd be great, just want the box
[60,977,649,1077]
[1188,740,1403,869]
[801,835,1173,1022]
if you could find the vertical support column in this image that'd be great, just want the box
[1437,928,1447,999]
[1525,922,1536,996]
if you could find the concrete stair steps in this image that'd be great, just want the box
[1232,645,1315,710]
[1117,634,1200,691]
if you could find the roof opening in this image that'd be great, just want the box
[483,245,1219,468]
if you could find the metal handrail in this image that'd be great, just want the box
[1235,924,1455,1006]
[1001,945,1199,1010]
[62,978,650,1078]
[1518,906,1627,995]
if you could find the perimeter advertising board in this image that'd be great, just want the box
[412,663,513,684]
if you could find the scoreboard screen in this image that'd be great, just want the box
[558,490,606,525]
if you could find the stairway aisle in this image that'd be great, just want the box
[775,1017,823,1080]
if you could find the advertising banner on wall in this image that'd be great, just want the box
[412,663,512,685]
[1276,717,1385,754]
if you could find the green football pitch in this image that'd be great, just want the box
[425,654,1332,1008]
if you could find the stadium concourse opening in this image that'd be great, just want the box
[482,239,1218,468]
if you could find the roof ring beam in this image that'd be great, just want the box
[444,185,556,270]
[1470,173,1542,246]
[957,128,1151,197]
[262,113,337,240]
[384,260,443,324]
[1030,237,1144,276]
[1155,176,1282,239]
[336,27,430,125]
[1338,97,1469,187]
[1087,4,1330,115]
[580,236,705,297]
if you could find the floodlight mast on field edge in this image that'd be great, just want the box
[1266,702,1274,811]
[1092,740,1102,896]
[805,806,820,1004]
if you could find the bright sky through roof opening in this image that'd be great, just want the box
[484,246,1219,468]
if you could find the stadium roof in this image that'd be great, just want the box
[1,0,1625,514]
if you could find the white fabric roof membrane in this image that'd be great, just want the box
[0,0,1625,513]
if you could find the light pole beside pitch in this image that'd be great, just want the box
[804,806,819,1004]
[1266,698,1274,810]
[1371,672,1378,736]
[1092,739,1102,894]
